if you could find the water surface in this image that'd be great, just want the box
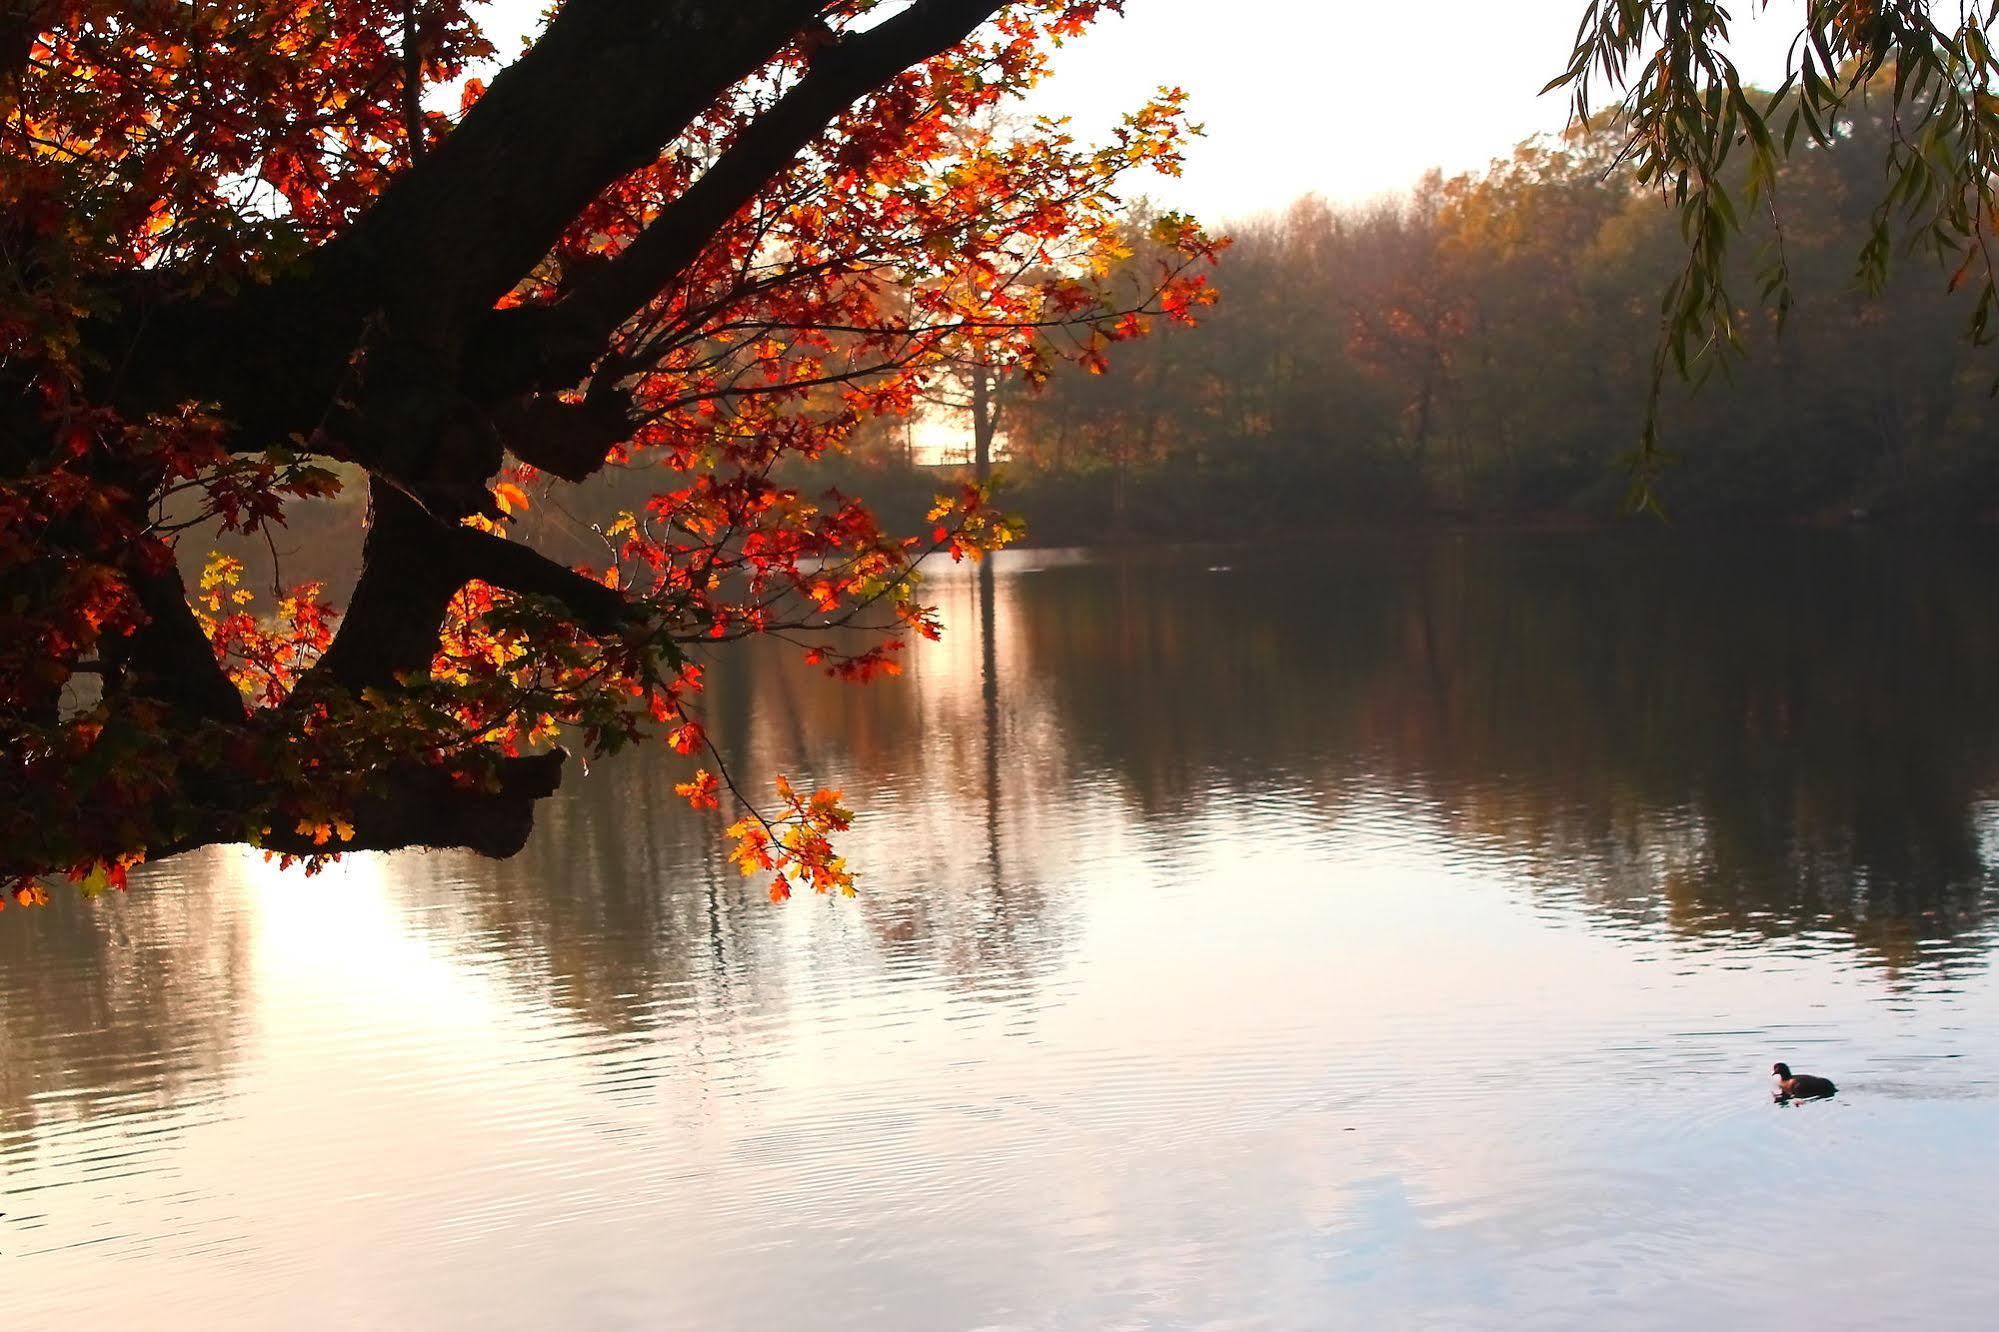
[5,534,1999,1329]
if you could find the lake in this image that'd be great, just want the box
[5,533,1999,1329]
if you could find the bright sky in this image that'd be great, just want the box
[474,2,1806,223]
[1025,0,1805,220]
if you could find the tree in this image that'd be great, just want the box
[997,6,1999,532]
[1551,2,1999,501]
[0,0,1218,905]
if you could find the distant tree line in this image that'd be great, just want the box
[821,77,1999,541]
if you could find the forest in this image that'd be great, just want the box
[188,69,1999,594]
[206,73,1999,594]
[801,74,1999,540]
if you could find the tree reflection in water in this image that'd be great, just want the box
[6,532,1998,1133]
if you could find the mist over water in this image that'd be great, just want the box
[5,534,1999,1328]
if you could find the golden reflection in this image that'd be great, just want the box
[236,848,510,1031]
[7,538,1999,1328]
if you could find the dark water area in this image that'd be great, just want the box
[6,533,1999,1328]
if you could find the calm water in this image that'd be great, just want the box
[6,534,1999,1329]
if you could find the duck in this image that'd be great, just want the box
[1773,1062,1837,1099]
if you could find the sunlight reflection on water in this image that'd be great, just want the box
[5,535,1999,1329]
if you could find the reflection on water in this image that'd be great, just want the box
[5,533,1999,1328]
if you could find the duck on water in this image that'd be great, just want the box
[1773,1062,1837,1101]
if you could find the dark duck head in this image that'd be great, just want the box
[1773,1062,1838,1099]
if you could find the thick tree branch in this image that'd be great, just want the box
[312,485,470,691]
[102,555,246,725]
[94,0,826,459]
[89,0,1011,479]
[491,391,635,483]
[316,0,826,335]
[157,748,571,861]
[450,523,638,637]
[313,479,640,692]
[470,0,1010,399]
[308,748,567,858]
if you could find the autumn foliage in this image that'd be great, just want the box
[0,1,1217,905]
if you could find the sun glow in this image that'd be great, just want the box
[234,848,503,1028]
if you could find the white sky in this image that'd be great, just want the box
[1023,0,1804,220]
[476,1,1808,224]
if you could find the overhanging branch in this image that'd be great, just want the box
[449,523,638,637]
[315,0,828,333]
[470,0,1010,399]
[311,480,641,692]
[89,0,827,453]
[491,391,635,483]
